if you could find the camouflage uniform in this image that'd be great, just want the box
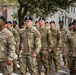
[49,28,61,72]
[37,27,52,75]
[59,28,68,68]
[0,27,16,75]
[20,27,41,75]
[65,31,76,75]
[8,28,20,72]
[14,26,20,51]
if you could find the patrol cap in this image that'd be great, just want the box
[72,19,76,24]
[39,17,45,21]
[68,23,73,26]
[45,22,48,24]
[59,20,64,23]
[12,20,17,24]
[22,22,25,25]
[0,15,6,22]
[24,16,33,21]
[35,21,39,24]
[6,21,12,24]
[50,20,55,24]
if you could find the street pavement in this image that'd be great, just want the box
[0,54,70,75]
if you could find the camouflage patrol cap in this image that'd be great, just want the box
[50,20,55,24]
[0,15,6,22]
[6,21,12,24]
[39,17,45,21]
[12,20,17,24]
[22,22,25,25]
[68,23,73,26]
[35,21,39,24]
[72,19,76,24]
[24,16,33,21]
[59,20,64,23]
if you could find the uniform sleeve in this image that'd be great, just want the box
[47,29,53,49]
[57,30,61,47]
[14,29,20,54]
[7,33,16,60]
[34,30,41,55]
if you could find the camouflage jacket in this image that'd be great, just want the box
[59,28,68,47]
[50,28,61,48]
[0,27,16,61]
[66,31,76,57]
[38,27,52,51]
[8,28,20,53]
[20,27,41,55]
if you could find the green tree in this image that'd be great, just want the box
[17,0,76,28]
[0,0,76,28]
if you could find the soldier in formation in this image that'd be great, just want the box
[37,17,52,75]
[0,15,76,75]
[65,20,76,75]
[48,21,61,73]
[0,16,16,75]
[19,16,41,75]
[59,20,68,69]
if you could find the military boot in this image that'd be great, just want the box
[48,68,52,74]
[45,68,49,75]
[55,65,60,72]
[38,68,42,75]
[63,62,67,69]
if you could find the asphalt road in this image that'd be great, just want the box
[0,54,70,75]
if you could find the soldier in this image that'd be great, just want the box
[59,20,68,69]
[68,23,73,32]
[0,16,16,75]
[65,20,76,75]
[19,16,41,75]
[6,21,19,72]
[35,21,40,30]
[21,22,26,29]
[45,22,49,29]
[49,21,61,72]
[12,20,20,34]
[37,17,52,75]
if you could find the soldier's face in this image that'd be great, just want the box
[25,20,32,28]
[13,22,16,27]
[59,22,64,26]
[6,23,12,28]
[0,19,5,26]
[36,22,40,27]
[39,20,45,26]
[69,25,73,30]
[50,23,55,28]
[74,23,76,30]
[45,23,49,27]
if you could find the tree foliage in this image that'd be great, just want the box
[17,0,76,28]
[0,0,76,28]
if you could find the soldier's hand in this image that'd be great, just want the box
[32,53,37,58]
[56,47,60,50]
[6,59,12,66]
[48,49,52,53]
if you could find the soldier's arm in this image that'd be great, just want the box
[7,33,16,61]
[47,29,53,50]
[14,29,20,54]
[57,30,61,47]
[34,30,41,55]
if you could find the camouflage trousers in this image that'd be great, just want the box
[61,44,68,64]
[48,49,60,69]
[37,50,49,74]
[0,61,13,75]
[67,56,76,75]
[19,55,37,75]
